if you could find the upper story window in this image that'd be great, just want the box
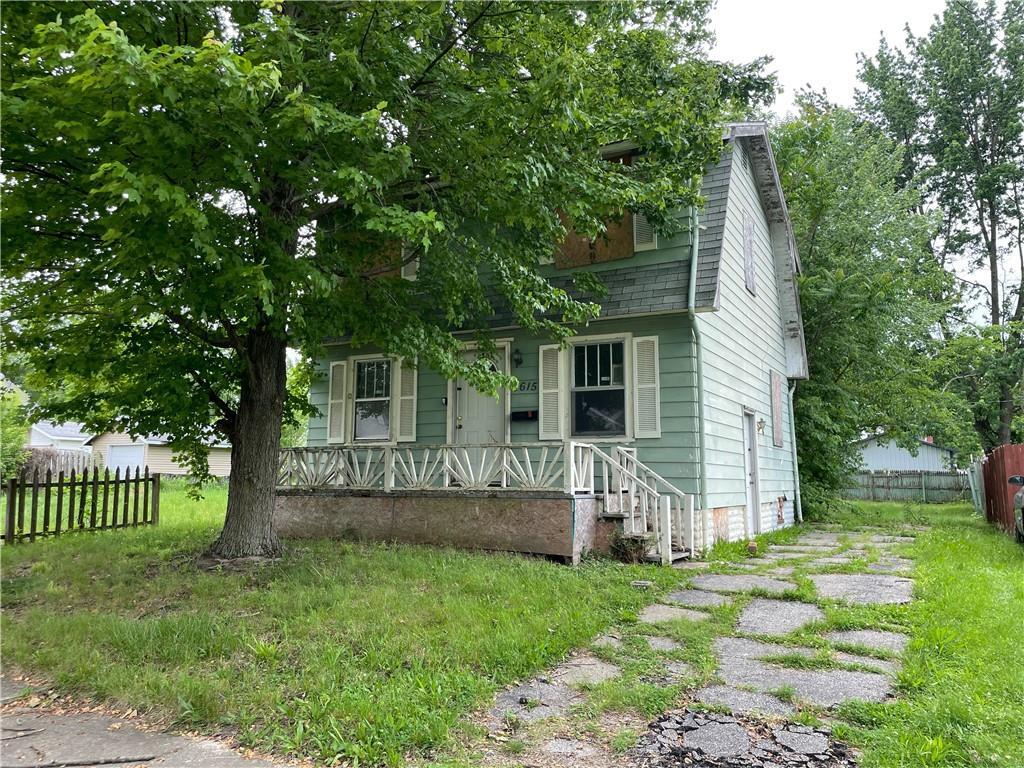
[571,340,626,436]
[400,245,419,280]
[743,210,756,296]
[353,359,391,441]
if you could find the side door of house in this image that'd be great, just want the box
[742,410,760,536]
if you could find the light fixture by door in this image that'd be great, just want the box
[512,348,524,368]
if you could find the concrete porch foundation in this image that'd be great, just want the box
[274,488,613,564]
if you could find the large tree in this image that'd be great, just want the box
[857,0,1024,449]
[773,97,954,502]
[1,2,769,557]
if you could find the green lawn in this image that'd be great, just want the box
[0,479,681,766]
[819,502,1024,768]
[2,489,1022,767]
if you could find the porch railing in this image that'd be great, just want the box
[277,442,702,560]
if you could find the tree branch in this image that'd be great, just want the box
[409,2,496,92]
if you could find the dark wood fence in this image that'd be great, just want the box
[842,470,968,503]
[2,467,160,544]
[978,444,1024,536]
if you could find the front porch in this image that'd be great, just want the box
[276,442,708,563]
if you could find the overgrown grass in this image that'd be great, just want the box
[1,479,682,766]
[828,502,1024,768]
[3,489,1022,768]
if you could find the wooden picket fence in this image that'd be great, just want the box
[2,467,160,544]
[843,469,968,504]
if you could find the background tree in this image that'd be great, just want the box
[773,97,955,505]
[2,2,770,558]
[858,0,1024,449]
[0,391,30,483]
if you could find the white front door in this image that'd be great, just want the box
[107,444,145,475]
[743,411,760,536]
[454,349,507,446]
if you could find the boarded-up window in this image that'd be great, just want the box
[554,212,635,268]
[743,211,756,295]
[771,370,784,447]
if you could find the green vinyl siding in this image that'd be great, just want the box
[697,140,797,511]
[307,315,701,495]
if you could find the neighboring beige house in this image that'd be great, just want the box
[88,432,232,477]
[27,420,93,450]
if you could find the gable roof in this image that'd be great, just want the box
[853,433,957,455]
[694,123,807,379]
[31,420,93,442]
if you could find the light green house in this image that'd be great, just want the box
[278,123,808,563]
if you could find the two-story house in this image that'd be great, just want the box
[276,122,808,563]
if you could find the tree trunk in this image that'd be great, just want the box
[208,328,287,559]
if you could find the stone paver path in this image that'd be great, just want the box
[646,635,683,652]
[490,679,580,724]
[825,629,910,653]
[736,598,824,636]
[638,603,709,623]
[691,573,796,595]
[693,684,795,717]
[665,588,731,608]
[714,636,894,707]
[810,573,914,604]
[479,524,922,767]
[551,654,621,686]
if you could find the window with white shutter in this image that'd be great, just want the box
[400,246,419,280]
[633,212,657,251]
[538,345,563,440]
[327,361,347,443]
[396,358,417,442]
[743,211,756,295]
[632,336,661,438]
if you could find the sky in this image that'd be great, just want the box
[710,0,944,117]
[709,0,1020,320]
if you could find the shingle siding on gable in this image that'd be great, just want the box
[698,140,797,519]
[694,149,732,308]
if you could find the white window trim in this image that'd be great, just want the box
[445,340,512,444]
[562,331,634,442]
[347,354,397,446]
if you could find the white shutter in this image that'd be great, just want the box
[632,336,661,438]
[633,212,656,251]
[327,361,348,443]
[396,357,417,442]
[538,345,563,441]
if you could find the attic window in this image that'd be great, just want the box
[400,246,418,280]
[743,211,756,295]
[633,212,656,252]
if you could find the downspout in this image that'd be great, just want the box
[686,207,708,517]
[787,380,803,522]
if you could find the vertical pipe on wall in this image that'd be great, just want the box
[787,380,803,522]
[686,206,708,513]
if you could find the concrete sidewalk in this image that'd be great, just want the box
[1,679,288,768]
